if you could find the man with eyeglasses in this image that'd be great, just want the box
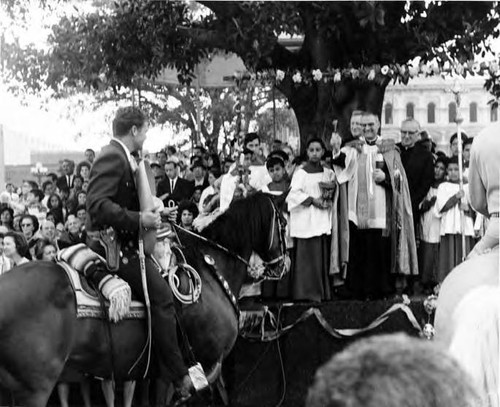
[332,111,417,300]
[397,119,434,233]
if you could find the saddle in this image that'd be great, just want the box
[59,261,146,320]
[58,243,202,320]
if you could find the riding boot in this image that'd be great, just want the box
[85,264,109,288]
[150,300,189,382]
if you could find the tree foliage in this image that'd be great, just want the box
[3,1,500,150]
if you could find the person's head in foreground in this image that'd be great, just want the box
[306,333,479,407]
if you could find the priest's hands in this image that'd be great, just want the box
[373,169,386,183]
[312,198,332,209]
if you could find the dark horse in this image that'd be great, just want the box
[0,193,287,407]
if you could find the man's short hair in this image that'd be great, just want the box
[306,334,479,407]
[29,189,44,202]
[165,156,179,167]
[42,180,53,193]
[191,159,206,170]
[112,106,147,137]
[46,173,58,183]
[244,132,260,147]
[463,137,473,147]
[401,118,421,131]
[75,204,86,214]
[450,132,469,145]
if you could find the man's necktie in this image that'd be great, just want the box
[171,180,175,192]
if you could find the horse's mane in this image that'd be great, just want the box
[201,193,272,253]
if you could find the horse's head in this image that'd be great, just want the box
[256,193,289,280]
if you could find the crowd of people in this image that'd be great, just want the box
[0,112,492,304]
[0,104,497,407]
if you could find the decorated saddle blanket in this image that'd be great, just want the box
[58,261,146,320]
[57,242,202,320]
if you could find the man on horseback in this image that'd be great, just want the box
[85,106,201,401]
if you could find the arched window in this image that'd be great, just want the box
[384,103,393,124]
[469,102,478,123]
[427,102,436,123]
[448,102,457,123]
[406,102,415,119]
[491,104,498,122]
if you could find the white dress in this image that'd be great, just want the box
[434,182,474,237]
[287,168,335,239]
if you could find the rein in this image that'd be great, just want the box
[173,223,250,267]
[171,224,241,317]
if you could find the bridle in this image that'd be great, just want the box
[169,195,288,319]
[172,196,287,276]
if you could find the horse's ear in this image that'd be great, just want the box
[271,188,290,212]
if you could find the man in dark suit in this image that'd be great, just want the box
[397,118,434,230]
[157,158,194,206]
[56,159,75,191]
[86,106,198,400]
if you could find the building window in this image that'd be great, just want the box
[491,104,498,122]
[448,102,457,123]
[469,102,478,123]
[427,102,436,123]
[406,102,415,119]
[384,103,393,124]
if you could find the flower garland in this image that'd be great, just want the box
[233,60,500,86]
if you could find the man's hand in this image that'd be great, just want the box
[330,132,342,155]
[373,169,386,183]
[312,198,331,209]
[455,190,465,199]
[141,210,161,229]
[162,206,178,222]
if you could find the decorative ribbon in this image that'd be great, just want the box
[239,298,423,342]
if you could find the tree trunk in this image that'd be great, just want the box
[282,79,389,154]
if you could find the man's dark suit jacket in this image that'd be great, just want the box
[396,142,434,221]
[56,174,74,191]
[85,139,140,246]
[157,177,194,206]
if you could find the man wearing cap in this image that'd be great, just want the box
[157,157,194,206]
[86,106,202,401]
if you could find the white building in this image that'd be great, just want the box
[381,76,496,152]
